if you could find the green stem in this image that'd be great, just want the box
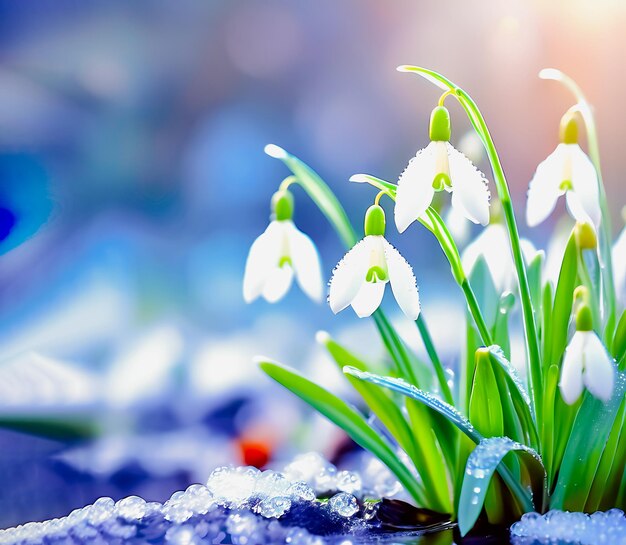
[415,315,455,405]
[457,89,543,426]
[539,69,616,338]
[397,67,543,426]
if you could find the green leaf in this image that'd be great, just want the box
[549,230,578,366]
[527,251,545,325]
[317,332,422,474]
[540,282,554,374]
[585,397,626,511]
[551,372,626,511]
[613,309,626,368]
[469,349,504,438]
[458,437,545,536]
[265,144,357,249]
[344,366,480,442]
[486,346,537,448]
[258,358,427,505]
[345,366,537,529]
[468,256,499,328]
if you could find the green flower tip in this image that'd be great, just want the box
[429,106,451,142]
[364,204,386,236]
[575,304,593,331]
[271,189,294,221]
[396,65,412,73]
[264,144,287,159]
[574,221,597,250]
[474,346,491,364]
[559,112,579,144]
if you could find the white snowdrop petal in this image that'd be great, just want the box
[613,227,626,306]
[447,143,490,226]
[565,191,594,227]
[559,331,585,405]
[583,333,615,403]
[395,142,437,233]
[328,238,371,314]
[462,224,511,293]
[526,145,566,227]
[286,222,324,302]
[243,221,284,303]
[382,239,421,320]
[350,280,386,318]
[570,144,601,227]
[261,265,294,303]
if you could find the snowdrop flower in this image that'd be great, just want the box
[395,105,490,233]
[462,224,539,294]
[243,189,323,304]
[559,300,615,405]
[527,112,601,228]
[329,204,420,319]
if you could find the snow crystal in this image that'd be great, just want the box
[511,509,626,545]
[328,493,359,518]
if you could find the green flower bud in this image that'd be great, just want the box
[575,304,593,332]
[559,112,579,145]
[364,204,386,237]
[429,106,451,142]
[271,189,294,221]
[574,221,597,250]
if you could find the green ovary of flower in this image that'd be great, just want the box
[432,172,452,191]
[365,265,388,283]
[278,255,292,268]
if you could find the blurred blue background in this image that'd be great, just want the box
[0,0,625,528]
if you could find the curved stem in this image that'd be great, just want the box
[279,175,298,192]
[456,87,543,426]
[396,66,542,424]
[416,315,455,405]
[539,69,616,338]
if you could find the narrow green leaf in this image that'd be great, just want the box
[541,282,554,374]
[317,332,425,480]
[541,364,560,489]
[469,349,504,438]
[265,144,357,249]
[613,309,626,367]
[468,256,499,328]
[344,366,480,442]
[585,397,626,512]
[458,437,545,536]
[527,251,545,326]
[550,230,578,366]
[551,372,626,511]
[345,366,537,529]
[258,359,426,505]
[487,346,537,448]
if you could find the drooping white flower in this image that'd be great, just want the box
[526,113,601,228]
[614,224,626,306]
[461,224,540,294]
[243,190,322,304]
[328,205,420,320]
[559,304,615,405]
[395,106,490,233]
